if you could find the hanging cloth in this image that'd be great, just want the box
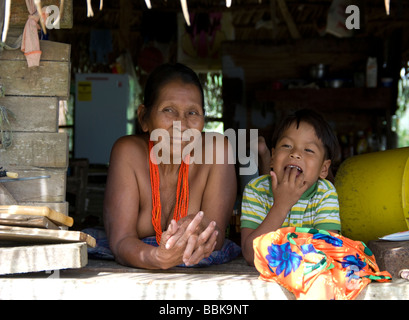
[148,140,190,245]
[253,227,392,300]
[21,0,42,67]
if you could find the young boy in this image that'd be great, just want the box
[241,109,341,265]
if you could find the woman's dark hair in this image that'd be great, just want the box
[142,63,205,120]
[271,109,340,162]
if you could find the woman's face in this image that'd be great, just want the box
[140,79,205,159]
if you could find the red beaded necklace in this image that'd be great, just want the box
[148,140,190,245]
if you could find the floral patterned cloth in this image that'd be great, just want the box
[253,227,392,300]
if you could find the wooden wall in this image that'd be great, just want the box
[0,41,70,215]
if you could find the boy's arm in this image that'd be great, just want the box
[241,168,309,266]
[241,203,290,266]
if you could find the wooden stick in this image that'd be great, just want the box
[59,0,65,22]
[276,0,300,39]
[144,0,151,9]
[1,0,11,43]
[34,0,47,34]
[384,0,390,15]
[86,0,94,17]
[0,205,74,227]
[180,0,191,26]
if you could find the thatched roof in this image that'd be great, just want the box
[70,0,408,39]
[50,0,409,73]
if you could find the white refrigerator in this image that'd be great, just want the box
[74,73,135,165]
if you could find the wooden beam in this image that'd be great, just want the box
[276,0,301,39]
[0,205,72,227]
[0,41,71,98]
[0,40,70,62]
[0,225,96,247]
[0,242,87,275]
[0,132,68,168]
[0,214,59,229]
[0,60,70,98]
[1,97,58,133]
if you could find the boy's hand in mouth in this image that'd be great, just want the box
[270,166,309,213]
[285,165,303,177]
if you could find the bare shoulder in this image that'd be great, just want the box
[105,134,150,207]
[110,134,148,163]
[112,134,147,151]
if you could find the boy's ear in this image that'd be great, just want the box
[137,104,149,132]
[319,159,331,179]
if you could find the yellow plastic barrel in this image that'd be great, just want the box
[334,147,409,243]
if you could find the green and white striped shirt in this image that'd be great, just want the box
[241,175,341,232]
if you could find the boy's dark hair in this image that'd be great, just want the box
[271,109,340,162]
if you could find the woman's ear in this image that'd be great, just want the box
[319,159,331,179]
[137,104,149,132]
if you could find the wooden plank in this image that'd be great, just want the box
[0,168,66,202]
[0,205,73,227]
[0,214,59,229]
[19,201,69,216]
[0,242,87,275]
[0,225,96,247]
[0,96,58,132]
[0,40,71,62]
[38,40,71,62]
[0,60,70,98]
[0,132,68,168]
[9,0,73,29]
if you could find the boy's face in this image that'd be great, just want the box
[270,121,331,189]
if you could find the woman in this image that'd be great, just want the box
[103,63,238,269]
